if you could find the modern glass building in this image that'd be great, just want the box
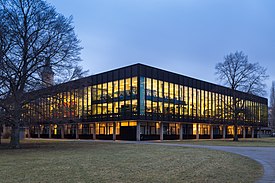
[27,63,268,140]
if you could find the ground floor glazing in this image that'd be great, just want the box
[29,121,256,141]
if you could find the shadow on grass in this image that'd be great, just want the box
[0,139,92,150]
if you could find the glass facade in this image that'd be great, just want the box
[139,76,268,125]
[26,64,268,140]
[27,77,138,122]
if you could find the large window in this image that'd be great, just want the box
[26,75,267,126]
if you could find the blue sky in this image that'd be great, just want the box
[47,0,275,97]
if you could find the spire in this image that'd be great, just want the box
[41,57,54,87]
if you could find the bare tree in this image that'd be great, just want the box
[0,0,83,148]
[270,81,275,132]
[215,51,268,141]
[55,65,89,84]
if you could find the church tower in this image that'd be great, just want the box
[41,57,54,87]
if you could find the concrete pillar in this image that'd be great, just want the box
[37,125,41,138]
[210,125,213,140]
[257,128,261,138]
[93,123,96,140]
[0,125,2,140]
[196,123,199,140]
[27,127,31,138]
[222,125,226,139]
[243,126,246,138]
[61,125,65,139]
[75,124,79,139]
[113,122,116,141]
[179,123,183,140]
[145,122,148,135]
[2,124,6,136]
[48,124,52,138]
[251,127,254,139]
[106,123,109,135]
[136,121,141,141]
[160,122,163,141]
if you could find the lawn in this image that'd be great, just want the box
[0,140,262,183]
[166,137,275,147]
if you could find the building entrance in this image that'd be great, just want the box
[120,126,136,140]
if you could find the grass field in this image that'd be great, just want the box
[167,137,275,147]
[0,139,263,183]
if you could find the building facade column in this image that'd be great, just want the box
[196,123,199,140]
[37,125,41,138]
[27,127,31,138]
[93,123,96,140]
[136,121,141,141]
[257,128,261,138]
[0,124,3,140]
[113,122,116,141]
[210,125,213,140]
[179,123,183,140]
[2,124,6,137]
[75,123,79,139]
[243,126,246,138]
[160,122,164,141]
[48,124,52,139]
[61,124,65,139]
[222,125,226,139]
[251,127,254,139]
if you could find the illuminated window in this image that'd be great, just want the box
[114,81,119,98]
[97,84,102,100]
[129,121,137,126]
[158,80,163,98]
[119,79,124,100]
[121,122,128,126]
[132,77,138,98]
[125,78,131,98]
[140,77,145,115]
[113,102,119,113]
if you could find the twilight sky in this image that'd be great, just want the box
[47,0,275,97]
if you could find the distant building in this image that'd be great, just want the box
[25,64,268,141]
[41,57,54,87]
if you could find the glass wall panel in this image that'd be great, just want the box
[188,87,192,116]
[132,77,138,99]
[184,86,188,116]
[125,78,131,99]
[193,88,197,117]
[146,100,152,113]
[140,77,145,115]
[113,102,119,114]
[164,82,169,99]
[153,79,158,98]
[197,89,201,117]
[200,90,204,118]
[179,85,184,116]
[97,84,102,101]
[132,99,138,113]
[88,86,92,116]
[158,81,163,98]
[92,86,97,101]
[114,81,119,98]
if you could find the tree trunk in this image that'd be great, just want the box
[10,124,20,149]
[0,124,2,145]
[233,124,238,141]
